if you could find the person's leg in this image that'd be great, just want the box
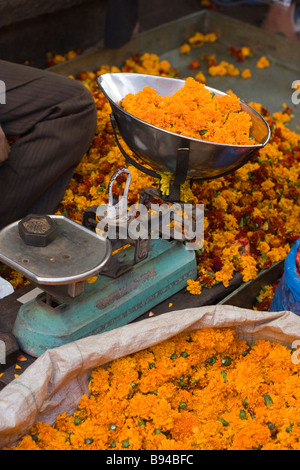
[104,0,139,48]
[0,60,97,229]
[263,2,299,41]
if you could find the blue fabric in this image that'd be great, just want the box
[270,239,300,314]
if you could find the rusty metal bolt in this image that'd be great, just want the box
[18,214,57,247]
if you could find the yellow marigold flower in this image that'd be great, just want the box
[241,47,251,58]
[223,214,239,231]
[238,255,257,282]
[256,56,270,69]
[259,284,275,301]
[188,31,217,46]
[86,276,98,284]
[257,241,270,253]
[8,272,29,289]
[74,196,89,211]
[205,178,225,191]
[278,197,294,213]
[209,61,239,77]
[180,43,191,54]
[186,279,202,295]
[212,195,228,211]
[211,231,227,248]
[221,189,238,204]
[241,68,251,79]
[226,63,240,76]
[204,32,218,42]
[273,111,291,124]
[159,60,171,73]
[61,188,74,204]
[248,102,262,114]
[223,232,236,245]
[267,245,290,263]
[208,63,227,77]
[273,165,291,184]
[222,243,240,261]
[180,179,195,203]
[66,50,78,60]
[252,207,262,218]
[195,71,206,83]
[261,180,275,192]
[53,54,66,63]
[215,263,235,287]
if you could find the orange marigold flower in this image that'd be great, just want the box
[180,43,191,54]
[256,56,270,69]
[186,279,202,295]
[241,68,251,79]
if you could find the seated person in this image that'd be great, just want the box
[0,60,97,297]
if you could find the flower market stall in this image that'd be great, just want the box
[1,8,300,450]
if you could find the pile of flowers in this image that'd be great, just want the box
[228,45,252,62]
[254,282,279,311]
[121,77,254,145]
[179,31,218,55]
[62,54,300,297]
[187,103,300,294]
[6,327,300,450]
[46,48,81,67]
[179,29,270,83]
[1,36,300,298]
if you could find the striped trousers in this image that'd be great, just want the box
[0,60,97,229]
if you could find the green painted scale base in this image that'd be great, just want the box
[13,239,197,357]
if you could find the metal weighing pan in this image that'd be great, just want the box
[97,72,270,180]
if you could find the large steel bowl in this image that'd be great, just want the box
[97,73,270,180]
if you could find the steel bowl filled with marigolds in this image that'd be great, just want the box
[97,73,270,181]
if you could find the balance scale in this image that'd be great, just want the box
[0,74,270,357]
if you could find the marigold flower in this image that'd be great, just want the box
[188,31,217,46]
[195,71,206,83]
[180,43,191,54]
[189,59,201,70]
[209,61,239,77]
[215,263,235,287]
[256,56,270,69]
[241,68,251,79]
[186,279,202,295]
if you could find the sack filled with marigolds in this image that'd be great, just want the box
[1,304,300,450]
